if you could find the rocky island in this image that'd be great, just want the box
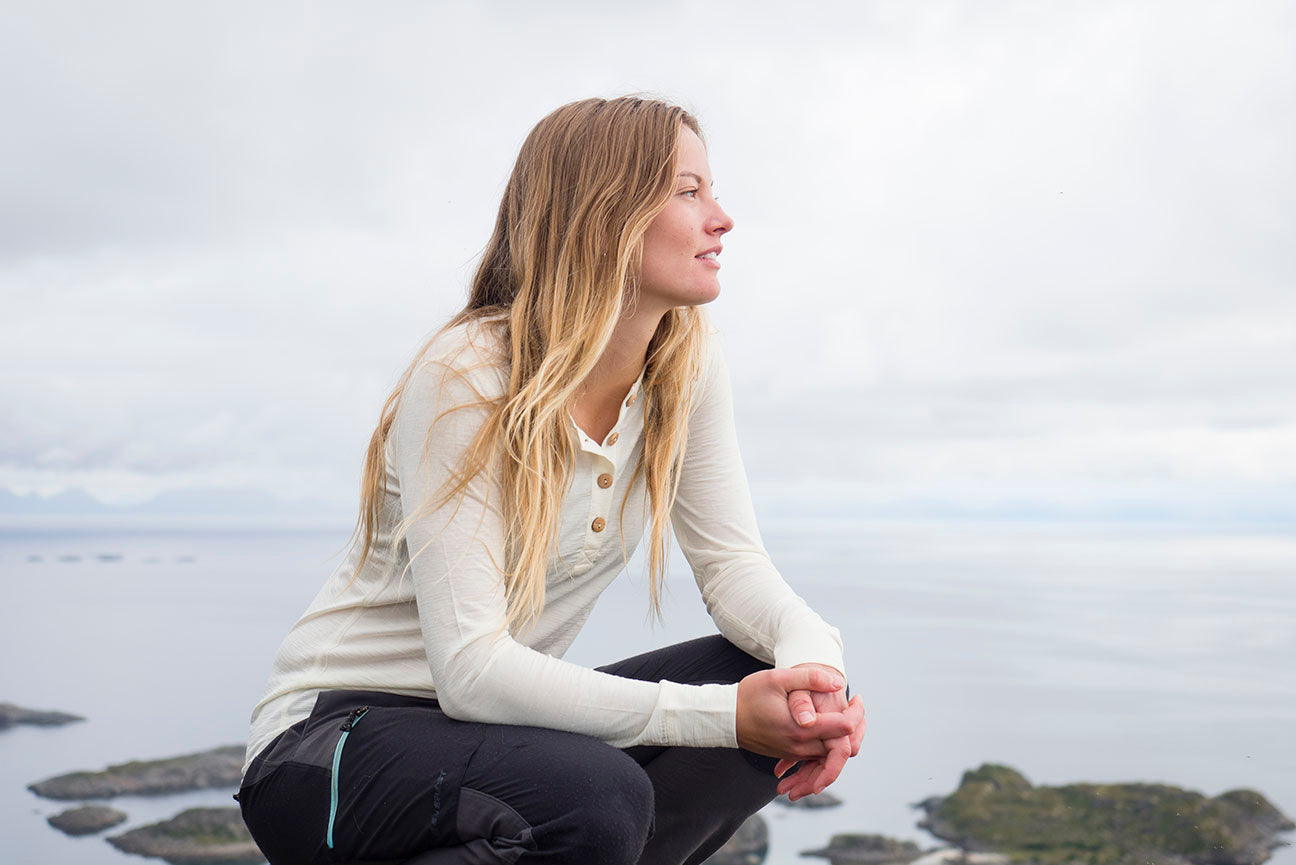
[0,701,84,729]
[29,744,245,799]
[48,804,129,836]
[107,807,263,864]
[777,790,844,809]
[801,833,926,864]
[915,763,1294,865]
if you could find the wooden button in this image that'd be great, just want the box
[597,473,613,489]
[591,517,606,532]
[605,432,619,446]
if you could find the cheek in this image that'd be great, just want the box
[645,207,694,260]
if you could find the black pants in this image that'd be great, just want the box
[238,635,779,865]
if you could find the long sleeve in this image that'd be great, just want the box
[670,330,847,678]
[391,347,739,748]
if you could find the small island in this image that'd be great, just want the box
[0,702,84,730]
[108,807,264,864]
[801,833,926,864]
[29,744,245,800]
[915,763,1294,865]
[777,790,845,809]
[48,804,129,836]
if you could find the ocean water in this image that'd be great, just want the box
[1,520,1293,864]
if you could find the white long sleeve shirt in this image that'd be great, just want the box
[244,316,845,777]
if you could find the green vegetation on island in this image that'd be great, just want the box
[28,745,245,800]
[916,764,1294,865]
[107,808,263,864]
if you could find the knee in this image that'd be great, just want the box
[549,748,654,863]
[698,634,773,684]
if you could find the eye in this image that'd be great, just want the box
[680,188,698,198]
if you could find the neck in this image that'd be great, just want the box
[579,301,669,406]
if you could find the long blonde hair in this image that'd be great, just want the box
[352,96,710,633]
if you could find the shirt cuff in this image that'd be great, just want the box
[773,624,847,684]
[648,680,739,748]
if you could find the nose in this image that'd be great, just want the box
[709,200,734,236]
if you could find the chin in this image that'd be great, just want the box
[639,279,722,311]
[679,282,722,307]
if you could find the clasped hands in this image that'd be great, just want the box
[735,663,865,801]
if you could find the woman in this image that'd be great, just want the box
[239,96,865,865]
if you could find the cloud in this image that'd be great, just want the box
[2,0,1293,520]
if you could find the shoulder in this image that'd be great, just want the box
[410,314,510,403]
[390,316,510,459]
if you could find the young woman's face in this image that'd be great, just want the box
[638,126,734,311]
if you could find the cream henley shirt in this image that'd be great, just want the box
[243,316,845,777]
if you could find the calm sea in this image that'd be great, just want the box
[2,520,1293,864]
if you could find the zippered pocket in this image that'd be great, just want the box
[326,706,370,850]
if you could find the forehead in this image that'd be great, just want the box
[675,126,711,182]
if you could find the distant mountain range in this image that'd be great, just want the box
[0,486,352,526]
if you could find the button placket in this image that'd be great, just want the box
[584,452,618,550]
[578,385,643,550]
[599,375,642,448]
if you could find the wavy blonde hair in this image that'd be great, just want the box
[351,96,710,634]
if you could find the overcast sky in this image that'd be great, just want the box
[2,0,1293,523]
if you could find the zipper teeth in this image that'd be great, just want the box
[326,708,369,850]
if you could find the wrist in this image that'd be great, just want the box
[791,661,844,681]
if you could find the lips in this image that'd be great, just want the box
[696,245,722,264]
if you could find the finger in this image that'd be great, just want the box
[779,667,845,694]
[787,689,816,727]
[803,709,855,740]
[782,775,815,801]
[811,689,849,714]
[775,762,802,794]
[844,693,865,724]
[814,738,850,794]
[849,696,866,755]
[791,738,830,760]
[791,760,829,800]
[832,695,865,741]
[777,759,822,798]
[774,758,797,777]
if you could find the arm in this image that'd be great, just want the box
[392,349,738,748]
[669,330,863,795]
[670,329,847,677]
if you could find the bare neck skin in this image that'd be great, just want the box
[570,301,669,444]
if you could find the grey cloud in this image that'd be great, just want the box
[2,0,1293,520]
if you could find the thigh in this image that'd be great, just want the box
[240,689,485,865]
[598,635,777,774]
[595,634,770,689]
[240,690,656,865]
[445,721,655,865]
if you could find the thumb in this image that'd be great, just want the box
[787,689,815,726]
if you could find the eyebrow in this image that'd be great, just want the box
[677,171,714,186]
